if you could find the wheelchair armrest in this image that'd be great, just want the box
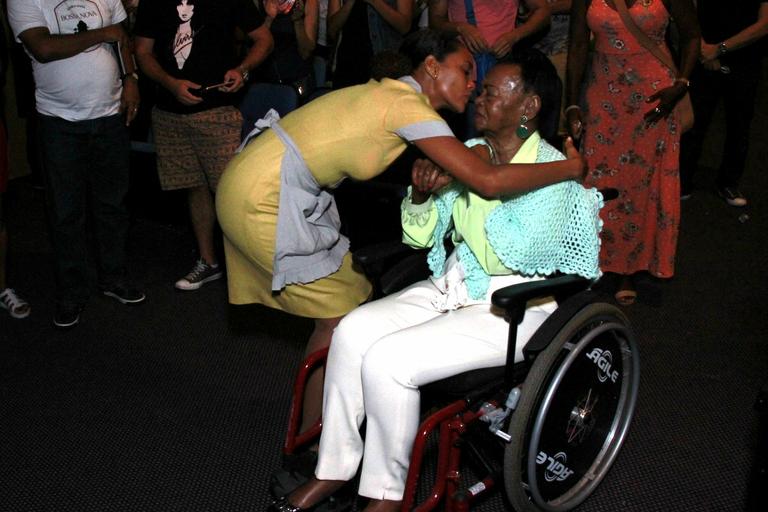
[494,274,593,386]
[491,274,592,319]
[352,241,414,268]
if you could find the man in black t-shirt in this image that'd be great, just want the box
[134,0,273,290]
[680,1,768,207]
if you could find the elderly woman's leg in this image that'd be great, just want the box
[357,300,552,507]
[287,281,552,508]
[286,281,446,507]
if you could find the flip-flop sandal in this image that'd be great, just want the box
[615,289,637,306]
[0,288,31,319]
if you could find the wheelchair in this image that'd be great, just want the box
[281,242,640,512]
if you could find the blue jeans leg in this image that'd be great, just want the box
[38,114,130,305]
[88,115,130,287]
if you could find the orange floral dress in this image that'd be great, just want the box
[583,0,681,278]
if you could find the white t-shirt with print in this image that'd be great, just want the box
[8,0,127,121]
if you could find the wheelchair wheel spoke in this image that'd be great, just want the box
[502,301,640,512]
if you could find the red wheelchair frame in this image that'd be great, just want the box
[282,275,639,511]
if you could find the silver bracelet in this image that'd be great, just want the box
[564,104,581,115]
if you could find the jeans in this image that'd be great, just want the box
[37,114,131,305]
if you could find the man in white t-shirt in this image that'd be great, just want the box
[8,0,146,329]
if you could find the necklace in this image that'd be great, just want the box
[486,140,501,165]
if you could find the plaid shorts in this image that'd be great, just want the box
[152,106,242,191]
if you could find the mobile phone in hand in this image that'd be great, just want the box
[205,80,234,91]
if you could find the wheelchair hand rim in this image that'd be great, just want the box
[526,321,640,511]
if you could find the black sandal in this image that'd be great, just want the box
[270,496,304,512]
[270,494,353,512]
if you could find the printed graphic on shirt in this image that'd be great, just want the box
[54,0,106,53]
[174,0,195,70]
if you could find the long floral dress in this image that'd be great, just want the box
[583,0,681,278]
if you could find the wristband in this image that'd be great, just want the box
[717,42,728,56]
[674,77,690,88]
[564,105,581,115]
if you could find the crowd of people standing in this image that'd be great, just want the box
[1,0,767,509]
[2,0,766,320]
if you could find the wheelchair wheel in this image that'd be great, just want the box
[503,301,639,511]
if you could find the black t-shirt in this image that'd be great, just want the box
[134,0,264,114]
[697,0,766,66]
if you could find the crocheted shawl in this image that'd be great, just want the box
[427,138,603,300]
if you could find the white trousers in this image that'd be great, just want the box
[314,272,556,500]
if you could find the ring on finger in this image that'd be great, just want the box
[654,107,662,114]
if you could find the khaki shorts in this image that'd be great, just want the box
[152,106,242,191]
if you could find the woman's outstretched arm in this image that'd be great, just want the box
[413,136,585,198]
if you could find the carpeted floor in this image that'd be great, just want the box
[2,68,767,512]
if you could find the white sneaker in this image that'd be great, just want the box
[1,288,31,319]
[175,258,224,291]
[717,186,747,207]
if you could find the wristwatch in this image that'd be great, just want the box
[122,71,139,81]
[238,65,250,82]
[717,42,728,56]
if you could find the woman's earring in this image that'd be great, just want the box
[516,115,531,139]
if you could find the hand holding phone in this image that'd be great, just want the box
[205,80,235,91]
[190,79,235,97]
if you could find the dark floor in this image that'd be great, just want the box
[2,65,768,511]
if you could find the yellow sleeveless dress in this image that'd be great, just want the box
[217,78,448,318]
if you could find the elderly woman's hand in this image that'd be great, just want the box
[644,82,687,125]
[411,158,453,204]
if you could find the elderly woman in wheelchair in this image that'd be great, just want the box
[273,50,635,512]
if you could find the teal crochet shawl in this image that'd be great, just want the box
[426,138,603,300]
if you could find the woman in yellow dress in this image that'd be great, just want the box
[216,29,584,431]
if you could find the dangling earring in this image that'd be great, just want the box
[516,115,531,139]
